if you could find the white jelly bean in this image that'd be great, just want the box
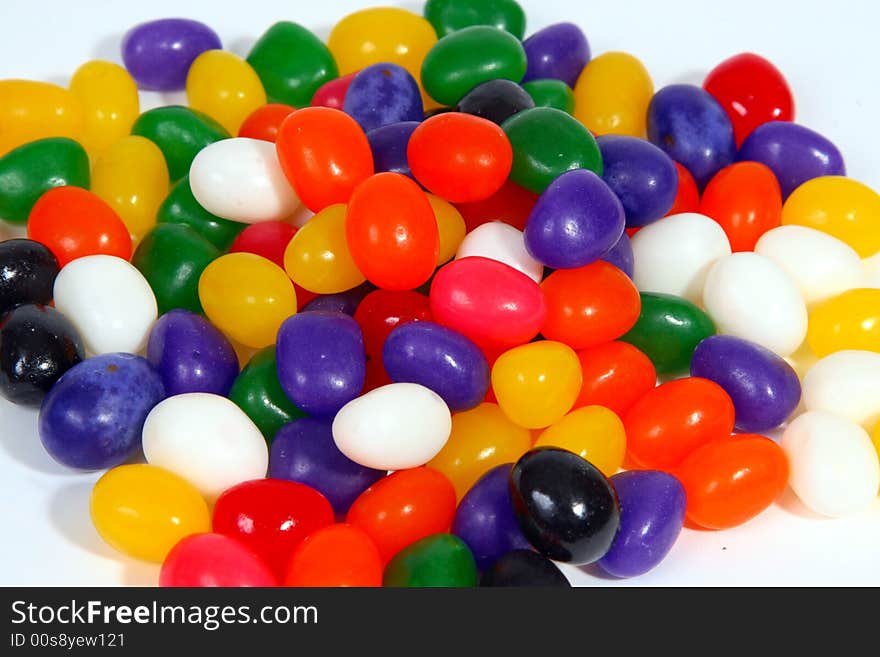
[53,255,157,355]
[189,137,299,223]
[455,221,543,283]
[703,252,807,357]
[333,382,452,470]
[863,251,880,288]
[630,212,731,303]
[782,410,880,517]
[142,393,268,500]
[802,350,880,428]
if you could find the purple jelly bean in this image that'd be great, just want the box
[690,334,801,432]
[522,22,590,88]
[597,470,686,578]
[524,168,625,269]
[343,63,424,133]
[453,464,532,571]
[647,84,736,190]
[121,18,222,91]
[39,353,165,470]
[601,231,634,278]
[366,121,420,180]
[269,417,386,516]
[737,121,846,198]
[302,282,375,316]
[275,311,366,417]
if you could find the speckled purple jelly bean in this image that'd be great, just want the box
[690,334,801,432]
[521,22,590,88]
[647,84,736,190]
[146,309,238,396]
[269,417,386,516]
[275,311,366,417]
[343,63,424,133]
[737,121,846,198]
[524,168,625,269]
[597,470,686,578]
[601,231,634,278]
[452,464,532,571]
[121,18,222,91]
[598,135,678,227]
[302,282,375,316]
[366,122,420,180]
[38,353,165,470]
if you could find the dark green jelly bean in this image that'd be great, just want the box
[156,175,245,251]
[131,106,229,181]
[228,347,307,442]
[522,79,575,114]
[383,534,478,587]
[131,223,220,315]
[621,292,716,375]
[0,138,89,224]
[247,22,339,108]
[421,26,527,107]
[424,0,526,39]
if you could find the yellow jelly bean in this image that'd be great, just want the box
[284,204,365,294]
[807,288,880,357]
[427,402,532,498]
[427,193,466,264]
[69,60,139,155]
[535,405,626,476]
[573,52,653,138]
[781,176,880,258]
[199,252,298,349]
[90,464,210,563]
[90,135,169,242]
[872,422,880,460]
[491,340,583,429]
[186,50,267,136]
[0,79,84,156]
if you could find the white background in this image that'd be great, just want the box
[1,0,879,586]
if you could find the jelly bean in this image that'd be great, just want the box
[807,288,880,356]
[704,53,795,147]
[455,179,538,232]
[481,550,570,587]
[430,256,546,350]
[667,162,700,215]
[703,252,807,356]
[186,50,267,135]
[0,80,83,156]
[601,231,635,278]
[424,0,526,39]
[0,137,89,224]
[238,103,296,142]
[503,107,602,192]
[366,121,418,180]
[347,467,457,563]
[284,523,383,587]
[522,79,575,113]
[275,311,366,416]
[573,52,653,138]
[311,72,357,110]
[160,533,277,587]
[540,261,640,350]
[491,341,582,429]
[0,304,82,406]
[456,79,534,126]
[302,282,374,316]
[738,122,845,199]
[691,335,801,432]
[353,288,431,358]
[132,223,220,314]
[157,175,245,251]
[525,169,624,268]
[624,377,735,469]
[53,255,157,355]
[574,341,656,416]
[198,252,297,349]
[384,533,477,587]
[522,22,589,89]
[143,392,268,499]
[802,351,880,428]
[230,221,296,270]
[755,225,863,305]
[122,19,221,91]
[91,464,210,562]
[782,411,880,517]
[0,239,58,316]
[69,60,139,154]
[428,194,466,264]
[597,471,685,578]
[40,353,163,469]
[455,222,542,283]
[91,135,169,241]
[535,406,626,476]
[343,63,423,132]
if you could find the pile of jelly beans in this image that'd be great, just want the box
[1,0,880,588]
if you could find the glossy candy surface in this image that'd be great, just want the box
[802,350,880,428]
[311,73,357,110]
[122,19,221,91]
[0,81,84,156]
[535,405,626,477]
[366,121,418,180]
[455,179,538,232]
[284,523,383,587]
[424,0,526,39]
[383,533,477,587]
[156,175,245,251]
[456,222,542,283]
[522,22,590,88]
[160,533,277,587]
[807,288,880,356]
[522,79,575,113]
[481,550,570,587]
[455,79,534,126]
[573,52,653,137]
[428,195,467,264]
[69,60,140,154]
[574,341,656,415]
[667,162,701,215]
[343,63,424,132]
[0,239,59,316]
[354,289,431,358]
[238,103,296,142]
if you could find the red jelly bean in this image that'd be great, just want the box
[353,288,432,358]
[454,179,538,232]
[229,220,297,268]
[310,72,357,110]
[666,161,701,216]
[159,533,278,587]
[238,103,296,142]
[574,341,657,416]
[284,523,383,587]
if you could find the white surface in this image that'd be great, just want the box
[2,0,880,586]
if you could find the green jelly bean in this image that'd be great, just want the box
[131,106,229,182]
[502,107,603,192]
[424,0,526,39]
[621,292,716,375]
[247,22,339,107]
[383,534,478,587]
[0,138,89,224]
[157,175,245,251]
[421,25,527,107]
[132,223,220,315]
[228,347,307,442]
[522,79,575,114]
